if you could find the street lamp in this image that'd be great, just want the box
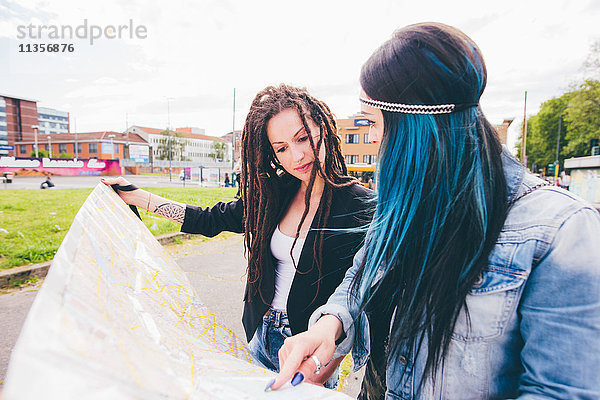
[32,125,39,158]
[47,135,52,158]
[108,134,116,159]
[555,106,571,177]
[166,98,174,182]
[74,118,78,160]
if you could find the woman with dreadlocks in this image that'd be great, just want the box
[102,84,374,388]
[271,23,600,398]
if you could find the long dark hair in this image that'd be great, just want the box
[241,84,355,304]
[352,23,508,389]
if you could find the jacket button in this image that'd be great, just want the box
[474,273,483,286]
[398,355,408,365]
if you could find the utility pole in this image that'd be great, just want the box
[74,117,78,160]
[555,106,571,178]
[32,125,39,158]
[125,112,129,159]
[521,91,528,167]
[232,88,236,171]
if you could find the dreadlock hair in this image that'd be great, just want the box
[241,84,356,305]
[352,23,508,392]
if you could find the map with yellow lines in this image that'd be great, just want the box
[3,184,349,399]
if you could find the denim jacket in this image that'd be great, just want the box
[310,150,600,399]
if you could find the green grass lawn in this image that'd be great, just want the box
[0,187,238,271]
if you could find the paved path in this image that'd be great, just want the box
[0,234,364,397]
[165,234,364,397]
[0,287,39,387]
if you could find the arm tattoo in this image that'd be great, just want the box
[154,203,185,224]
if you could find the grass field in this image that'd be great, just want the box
[0,187,238,271]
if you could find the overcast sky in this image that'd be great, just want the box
[1,0,599,150]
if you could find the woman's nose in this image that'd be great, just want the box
[369,125,381,144]
[291,145,304,162]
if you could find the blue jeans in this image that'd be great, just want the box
[248,308,340,390]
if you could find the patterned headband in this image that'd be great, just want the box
[359,97,478,114]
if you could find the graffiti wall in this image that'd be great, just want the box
[0,157,121,176]
[570,168,600,203]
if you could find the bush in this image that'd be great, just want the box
[30,149,49,158]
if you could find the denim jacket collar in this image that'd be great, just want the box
[501,146,525,204]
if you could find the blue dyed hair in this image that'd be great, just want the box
[353,23,508,391]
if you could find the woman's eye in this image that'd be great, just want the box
[367,120,376,126]
[276,147,287,153]
[298,135,309,142]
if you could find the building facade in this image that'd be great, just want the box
[15,131,148,160]
[0,98,7,155]
[0,94,71,156]
[337,115,380,184]
[0,94,38,156]
[127,126,231,166]
[493,119,514,145]
[37,106,70,135]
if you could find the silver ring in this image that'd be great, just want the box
[311,355,322,375]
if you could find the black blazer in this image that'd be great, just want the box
[181,183,374,342]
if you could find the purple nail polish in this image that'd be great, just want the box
[291,372,304,386]
[264,378,275,392]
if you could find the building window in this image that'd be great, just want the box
[20,145,27,154]
[346,134,359,144]
[59,144,67,153]
[76,143,82,154]
[89,143,98,153]
[44,144,49,151]
[345,155,359,164]
[364,133,371,144]
[364,155,377,164]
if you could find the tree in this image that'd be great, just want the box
[154,131,188,161]
[516,92,572,171]
[563,79,600,157]
[517,79,600,170]
[583,40,600,78]
[517,42,600,170]
[210,141,227,162]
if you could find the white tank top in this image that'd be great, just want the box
[270,226,306,311]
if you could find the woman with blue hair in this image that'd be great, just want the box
[270,23,600,398]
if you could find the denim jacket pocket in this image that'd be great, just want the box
[452,267,527,342]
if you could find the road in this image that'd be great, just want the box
[0,175,206,190]
[0,234,364,397]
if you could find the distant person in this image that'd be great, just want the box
[560,171,571,190]
[224,172,230,187]
[103,84,375,389]
[235,172,241,198]
[40,176,55,189]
